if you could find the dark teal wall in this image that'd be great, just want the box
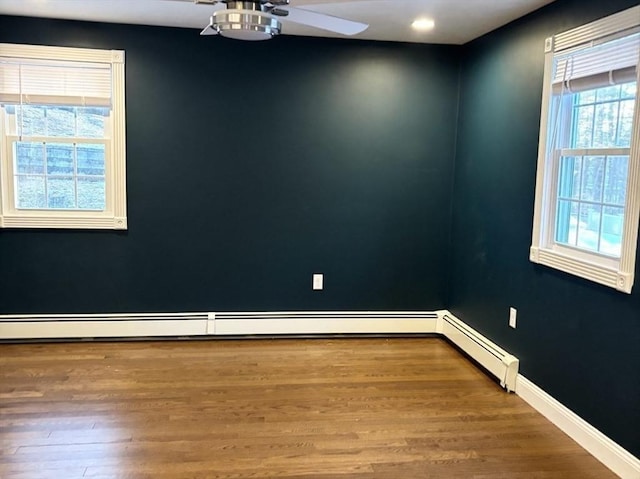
[2,0,638,459]
[0,16,460,313]
[450,0,640,456]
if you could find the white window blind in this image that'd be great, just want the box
[552,31,639,93]
[0,58,112,107]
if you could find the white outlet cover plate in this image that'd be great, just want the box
[509,307,517,328]
[313,274,323,290]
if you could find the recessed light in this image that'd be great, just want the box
[412,18,435,31]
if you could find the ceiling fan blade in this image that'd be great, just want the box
[283,7,368,36]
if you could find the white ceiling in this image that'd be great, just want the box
[0,0,556,44]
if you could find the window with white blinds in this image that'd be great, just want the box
[530,5,640,294]
[552,32,639,93]
[0,43,127,230]
[0,58,112,107]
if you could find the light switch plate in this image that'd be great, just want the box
[313,274,323,290]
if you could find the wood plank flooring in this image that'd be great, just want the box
[0,337,616,478]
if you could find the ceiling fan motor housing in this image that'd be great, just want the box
[212,1,282,40]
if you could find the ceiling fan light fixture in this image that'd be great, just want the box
[411,18,435,32]
[199,0,369,41]
[212,10,281,40]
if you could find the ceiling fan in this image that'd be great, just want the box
[195,0,369,41]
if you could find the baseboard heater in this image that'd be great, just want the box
[213,311,438,335]
[0,311,438,339]
[0,310,517,391]
[440,313,519,392]
[0,312,211,339]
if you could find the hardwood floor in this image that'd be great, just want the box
[0,338,616,478]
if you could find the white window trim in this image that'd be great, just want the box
[0,43,127,230]
[530,6,640,294]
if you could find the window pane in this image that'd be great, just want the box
[558,156,581,199]
[77,144,105,176]
[16,106,46,137]
[601,206,624,256]
[592,102,619,147]
[603,156,628,206]
[15,175,46,209]
[556,200,578,246]
[596,85,620,102]
[45,107,75,137]
[580,156,604,202]
[620,82,636,99]
[76,107,108,138]
[577,203,601,252]
[577,89,596,104]
[46,143,74,175]
[77,177,106,210]
[573,106,594,148]
[15,142,44,174]
[617,99,635,147]
[47,176,75,209]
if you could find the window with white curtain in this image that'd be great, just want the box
[0,44,127,229]
[530,6,640,293]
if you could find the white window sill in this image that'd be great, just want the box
[530,246,633,293]
[0,213,127,230]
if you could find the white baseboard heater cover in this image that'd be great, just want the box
[440,313,519,392]
[0,311,518,391]
[0,310,516,391]
[0,311,438,340]
[214,311,438,335]
[0,312,210,340]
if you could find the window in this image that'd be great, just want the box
[531,6,640,293]
[0,44,126,229]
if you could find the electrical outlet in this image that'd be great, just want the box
[313,274,323,291]
[509,307,517,328]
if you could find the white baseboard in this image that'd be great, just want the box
[516,375,640,479]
